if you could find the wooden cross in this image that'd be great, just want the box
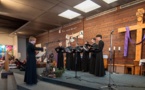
[118,8,145,75]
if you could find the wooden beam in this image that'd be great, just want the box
[135,28,142,61]
[4,52,10,71]
[118,24,145,33]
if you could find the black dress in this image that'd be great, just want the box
[65,46,74,70]
[95,40,106,77]
[74,46,82,71]
[55,46,65,69]
[24,42,43,85]
[89,43,98,74]
[82,44,90,72]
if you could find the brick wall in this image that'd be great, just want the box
[47,21,84,53]
[36,32,49,46]
[36,2,145,64]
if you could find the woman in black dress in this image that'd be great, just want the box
[82,41,90,72]
[89,38,98,74]
[74,43,82,71]
[24,36,43,85]
[65,42,74,70]
[55,41,65,70]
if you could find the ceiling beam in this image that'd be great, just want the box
[9,0,63,35]
[9,21,31,35]
[9,0,45,11]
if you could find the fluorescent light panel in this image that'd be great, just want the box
[58,10,81,19]
[74,0,101,13]
[103,0,118,4]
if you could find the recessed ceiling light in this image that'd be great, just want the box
[103,0,118,4]
[74,0,101,13]
[58,10,81,19]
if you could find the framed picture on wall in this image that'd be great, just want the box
[0,44,13,60]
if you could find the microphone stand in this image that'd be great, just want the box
[100,30,118,90]
[74,36,81,80]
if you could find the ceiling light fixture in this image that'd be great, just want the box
[103,0,118,4]
[74,0,101,13]
[58,10,81,19]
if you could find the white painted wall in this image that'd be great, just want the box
[0,34,14,45]
[0,34,18,58]
[18,37,26,61]
[13,35,18,58]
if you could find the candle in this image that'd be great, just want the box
[109,47,111,51]
[59,29,61,33]
[113,46,116,50]
[53,68,55,72]
[118,47,121,51]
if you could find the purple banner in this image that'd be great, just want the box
[124,28,129,57]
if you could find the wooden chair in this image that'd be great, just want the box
[103,55,108,70]
[104,58,108,69]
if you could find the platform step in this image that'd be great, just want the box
[38,75,98,90]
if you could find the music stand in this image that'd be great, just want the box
[66,36,81,81]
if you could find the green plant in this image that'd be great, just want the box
[54,68,65,77]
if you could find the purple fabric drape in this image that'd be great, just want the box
[124,28,129,57]
[124,27,145,57]
[136,35,145,45]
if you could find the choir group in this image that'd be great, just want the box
[55,34,106,77]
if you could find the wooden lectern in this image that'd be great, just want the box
[1,52,17,90]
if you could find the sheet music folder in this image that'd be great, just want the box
[36,51,45,58]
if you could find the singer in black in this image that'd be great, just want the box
[65,42,74,70]
[74,43,82,71]
[95,34,106,77]
[55,41,65,69]
[24,36,43,85]
[89,38,98,74]
[82,41,90,72]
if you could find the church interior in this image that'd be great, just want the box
[0,0,145,90]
